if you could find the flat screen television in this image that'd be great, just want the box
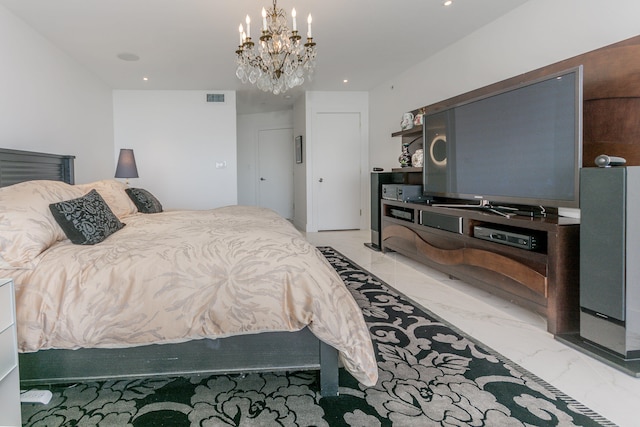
[422,66,583,211]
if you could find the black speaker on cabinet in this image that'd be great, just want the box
[578,166,640,367]
[366,171,403,250]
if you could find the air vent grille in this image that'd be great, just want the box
[206,94,225,103]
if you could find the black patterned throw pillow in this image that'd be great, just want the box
[125,188,163,214]
[49,189,125,245]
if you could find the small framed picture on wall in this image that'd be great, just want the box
[295,135,303,164]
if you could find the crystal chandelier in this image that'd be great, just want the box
[235,0,317,95]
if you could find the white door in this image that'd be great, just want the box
[314,112,361,230]
[258,128,294,219]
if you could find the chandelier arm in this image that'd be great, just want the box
[234,0,317,94]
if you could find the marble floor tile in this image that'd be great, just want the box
[305,229,639,427]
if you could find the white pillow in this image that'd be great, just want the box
[76,180,138,219]
[0,180,84,269]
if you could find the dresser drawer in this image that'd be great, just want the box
[0,325,17,381]
[0,367,21,427]
[0,281,14,332]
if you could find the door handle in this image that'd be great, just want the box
[319,178,324,183]
[260,177,266,181]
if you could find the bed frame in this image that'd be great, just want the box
[0,148,339,397]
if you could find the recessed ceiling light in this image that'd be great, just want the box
[343,79,349,83]
[117,52,140,61]
[142,77,149,81]
[443,0,453,6]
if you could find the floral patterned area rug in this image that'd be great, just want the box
[21,247,614,427]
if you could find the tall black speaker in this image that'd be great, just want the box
[366,172,403,250]
[580,166,640,360]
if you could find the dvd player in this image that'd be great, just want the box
[389,208,413,221]
[473,226,541,251]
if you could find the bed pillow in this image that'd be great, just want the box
[49,189,125,245]
[0,180,85,269]
[125,188,163,213]
[75,179,138,219]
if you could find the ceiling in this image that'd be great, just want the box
[1,0,530,114]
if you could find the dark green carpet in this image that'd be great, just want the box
[21,247,614,426]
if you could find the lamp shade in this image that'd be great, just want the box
[114,149,139,179]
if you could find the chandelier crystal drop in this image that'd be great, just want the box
[235,0,317,95]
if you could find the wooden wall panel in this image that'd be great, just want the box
[584,98,640,167]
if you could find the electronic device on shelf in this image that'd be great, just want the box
[473,225,543,251]
[389,208,414,221]
[382,184,426,202]
[594,154,626,167]
[420,210,462,233]
[422,66,583,211]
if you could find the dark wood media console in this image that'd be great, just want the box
[381,199,580,335]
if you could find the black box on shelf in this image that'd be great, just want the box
[382,184,425,202]
[420,210,463,234]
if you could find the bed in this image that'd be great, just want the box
[0,148,378,396]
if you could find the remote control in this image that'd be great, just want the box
[20,389,53,404]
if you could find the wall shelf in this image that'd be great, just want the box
[391,125,422,138]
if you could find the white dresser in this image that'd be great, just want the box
[0,278,21,427]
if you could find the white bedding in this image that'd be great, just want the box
[0,181,378,386]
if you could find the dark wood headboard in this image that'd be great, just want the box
[0,148,75,187]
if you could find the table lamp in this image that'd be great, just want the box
[114,148,139,185]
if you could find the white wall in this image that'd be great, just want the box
[237,110,293,206]
[113,90,237,210]
[0,5,114,184]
